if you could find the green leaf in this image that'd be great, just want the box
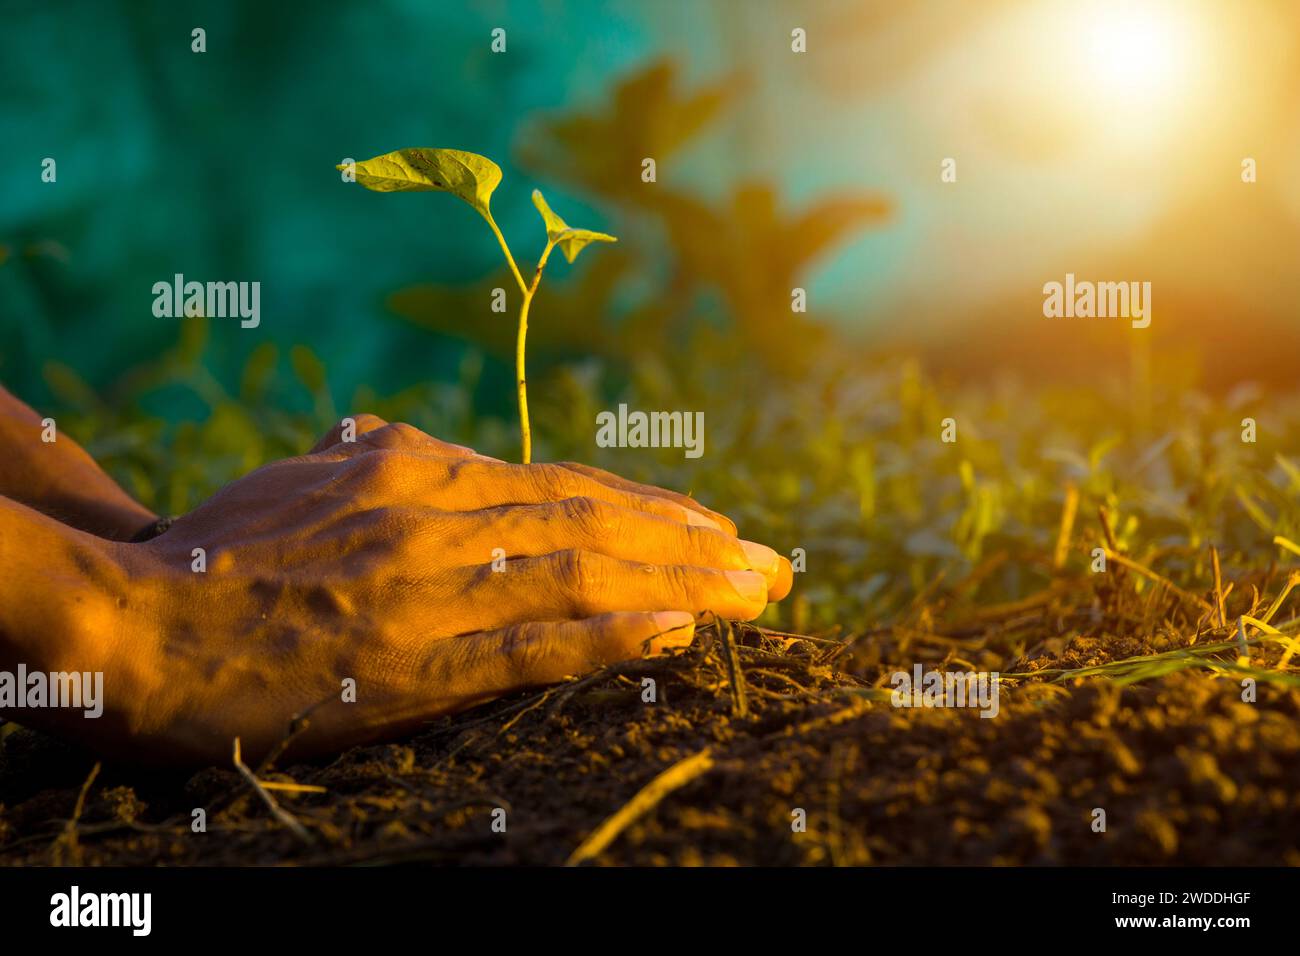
[531,189,617,263]
[342,148,502,216]
[42,361,102,412]
[531,189,568,240]
[554,228,618,264]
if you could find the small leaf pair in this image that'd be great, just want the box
[341,146,618,463]
[529,189,616,264]
[340,148,615,263]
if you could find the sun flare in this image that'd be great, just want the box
[1085,8,1182,93]
[1072,0,1202,107]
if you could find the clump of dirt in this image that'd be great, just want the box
[2,577,1299,866]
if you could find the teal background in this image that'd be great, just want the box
[0,0,646,410]
[2,0,902,415]
[6,0,1299,414]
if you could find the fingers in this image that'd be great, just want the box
[769,555,794,602]
[352,454,717,529]
[312,422,739,539]
[495,462,718,528]
[556,461,738,536]
[446,611,696,697]
[300,612,695,757]
[306,428,788,606]
[455,549,771,628]
[313,424,740,539]
[436,497,782,589]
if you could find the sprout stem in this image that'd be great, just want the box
[484,211,527,296]
[515,240,557,464]
[516,290,533,464]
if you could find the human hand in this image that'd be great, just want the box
[99,416,791,763]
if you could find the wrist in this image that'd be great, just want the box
[76,499,160,542]
[0,502,152,754]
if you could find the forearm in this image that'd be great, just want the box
[0,384,155,540]
[0,495,142,742]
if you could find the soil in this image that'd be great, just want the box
[2,573,1298,866]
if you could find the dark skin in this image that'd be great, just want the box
[0,387,791,764]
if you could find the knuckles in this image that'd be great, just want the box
[656,561,699,600]
[382,421,425,446]
[355,421,422,452]
[559,495,617,542]
[346,448,407,494]
[499,622,550,681]
[529,463,585,502]
[545,549,606,613]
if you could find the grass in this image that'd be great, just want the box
[44,315,1300,640]
[33,315,1300,727]
[7,370,1300,863]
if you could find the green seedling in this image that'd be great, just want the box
[340,148,616,463]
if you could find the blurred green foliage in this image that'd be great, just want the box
[47,306,1300,641]
[30,60,1300,638]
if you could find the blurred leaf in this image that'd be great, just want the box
[290,345,327,395]
[240,342,279,403]
[658,182,889,363]
[175,315,209,367]
[1275,454,1300,493]
[42,361,101,412]
[387,252,643,364]
[518,60,732,202]
[199,401,263,462]
[24,239,70,263]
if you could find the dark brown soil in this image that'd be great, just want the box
[3,573,1299,866]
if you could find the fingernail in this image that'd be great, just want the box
[724,569,768,604]
[683,508,722,530]
[652,610,695,635]
[740,539,780,576]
